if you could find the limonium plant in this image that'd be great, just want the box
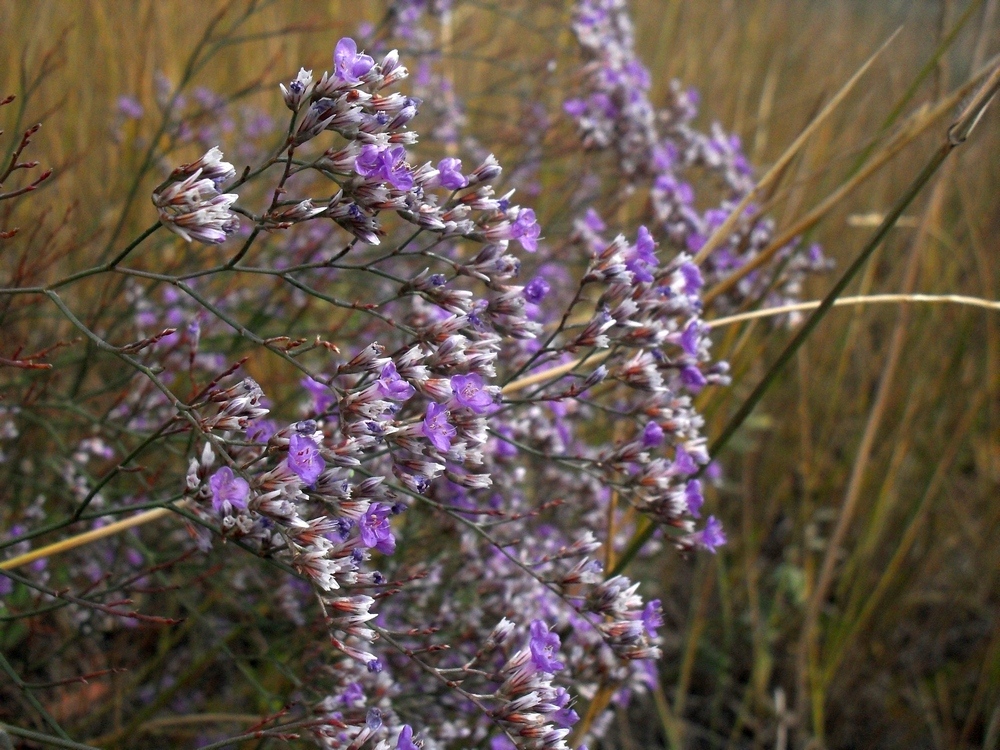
[0,4,836,748]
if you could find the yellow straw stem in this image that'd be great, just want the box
[706,293,1000,329]
[1,506,181,571]
[500,350,613,395]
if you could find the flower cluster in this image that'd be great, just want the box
[1,20,746,750]
[490,620,574,750]
[143,31,708,744]
[565,0,830,311]
[152,146,239,243]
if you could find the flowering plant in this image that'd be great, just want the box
[6,1,985,748]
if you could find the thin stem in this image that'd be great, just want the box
[706,293,1000,328]
[0,724,100,750]
[0,652,73,740]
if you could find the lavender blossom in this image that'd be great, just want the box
[692,515,727,552]
[153,148,239,244]
[376,361,416,401]
[355,144,414,191]
[509,207,541,252]
[280,67,314,110]
[437,157,468,189]
[422,402,456,452]
[396,726,419,750]
[523,276,551,305]
[450,373,494,414]
[359,503,396,554]
[334,37,375,84]
[117,95,144,119]
[642,599,663,637]
[528,619,565,673]
[208,466,249,515]
[287,433,325,486]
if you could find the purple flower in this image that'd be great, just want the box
[341,682,364,705]
[809,242,825,265]
[396,726,419,750]
[492,425,518,459]
[685,232,706,253]
[333,37,375,84]
[704,208,728,231]
[552,687,580,728]
[625,225,658,283]
[421,402,456,452]
[208,467,249,515]
[355,144,413,191]
[287,433,325,486]
[681,364,707,391]
[246,419,277,444]
[437,157,468,190]
[490,737,517,750]
[680,321,702,357]
[359,503,396,554]
[117,95,144,120]
[653,142,677,170]
[366,707,382,731]
[642,599,663,637]
[509,208,541,252]
[673,446,698,476]
[451,373,493,414]
[382,146,413,190]
[301,376,335,414]
[635,226,657,258]
[642,421,664,447]
[685,479,704,518]
[528,619,564,673]
[355,144,384,178]
[583,208,606,233]
[523,276,551,304]
[693,516,727,553]
[680,262,703,295]
[376,361,415,401]
[563,98,586,117]
[589,91,617,118]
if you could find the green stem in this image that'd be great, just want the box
[0,723,100,750]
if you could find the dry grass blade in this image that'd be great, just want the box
[690,27,902,267]
[703,53,1000,306]
[948,59,1000,144]
[0,504,185,571]
[797,160,945,736]
[706,293,1000,328]
[819,390,985,688]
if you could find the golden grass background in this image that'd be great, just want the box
[1,0,998,747]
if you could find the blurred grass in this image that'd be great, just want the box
[1,0,998,747]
